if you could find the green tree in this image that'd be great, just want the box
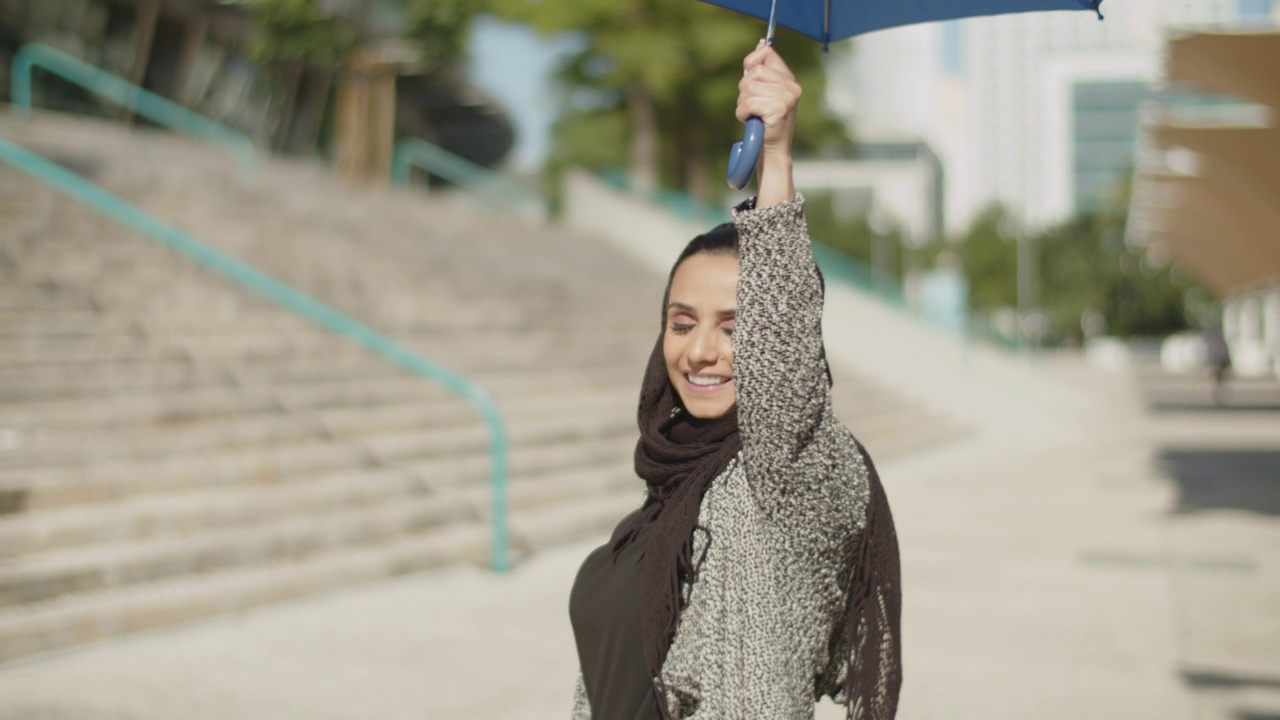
[489,0,849,199]
[403,0,486,72]
[247,0,357,152]
[946,198,1199,345]
[248,0,356,68]
[953,203,1019,312]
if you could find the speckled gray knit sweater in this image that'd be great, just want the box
[571,196,894,719]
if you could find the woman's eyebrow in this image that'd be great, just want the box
[666,303,737,316]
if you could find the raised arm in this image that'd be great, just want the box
[731,45,862,527]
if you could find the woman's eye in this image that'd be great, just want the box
[670,323,694,334]
[721,326,734,336]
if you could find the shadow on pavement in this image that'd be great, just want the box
[1159,449,1280,516]
[1148,402,1280,414]
[1183,668,1280,691]
[1237,713,1280,720]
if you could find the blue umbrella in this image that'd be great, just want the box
[721,0,1104,188]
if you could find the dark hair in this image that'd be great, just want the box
[661,223,739,323]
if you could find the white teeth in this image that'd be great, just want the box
[687,374,727,386]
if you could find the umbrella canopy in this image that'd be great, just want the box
[722,0,1104,188]
[702,0,1103,48]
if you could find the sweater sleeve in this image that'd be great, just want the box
[731,195,864,530]
[571,672,591,720]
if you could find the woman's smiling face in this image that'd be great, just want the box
[663,252,738,419]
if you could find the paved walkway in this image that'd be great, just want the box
[0,357,1276,720]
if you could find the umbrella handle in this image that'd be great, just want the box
[727,116,764,190]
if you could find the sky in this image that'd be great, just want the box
[465,17,583,173]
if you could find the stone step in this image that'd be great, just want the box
[0,318,654,367]
[0,367,635,433]
[8,244,215,275]
[0,310,142,338]
[0,437,372,513]
[0,333,164,366]
[508,488,639,552]
[0,434,639,558]
[0,311,621,364]
[0,327,646,400]
[317,384,638,440]
[358,410,635,467]
[0,383,294,431]
[0,459,636,607]
[0,408,329,470]
[8,236,645,324]
[0,492,472,608]
[0,480,641,666]
[0,381,638,468]
[409,433,638,493]
[0,285,95,312]
[0,357,225,402]
[0,330,345,367]
[0,405,636,513]
[0,308,309,339]
[0,354,417,402]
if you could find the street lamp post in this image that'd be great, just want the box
[1018,230,1039,352]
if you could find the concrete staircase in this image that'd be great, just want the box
[0,108,965,664]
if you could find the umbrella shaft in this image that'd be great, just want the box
[766,0,778,43]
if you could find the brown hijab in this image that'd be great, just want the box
[610,335,740,720]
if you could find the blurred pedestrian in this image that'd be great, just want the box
[567,42,902,720]
[1205,325,1232,405]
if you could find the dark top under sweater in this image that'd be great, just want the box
[569,508,661,720]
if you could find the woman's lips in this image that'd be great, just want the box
[684,373,731,394]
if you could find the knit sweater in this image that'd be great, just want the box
[571,195,890,719]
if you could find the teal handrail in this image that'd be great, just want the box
[0,135,509,572]
[393,138,547,220]
[10,43,258,178]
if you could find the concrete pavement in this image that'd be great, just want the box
[0,356,1276,720]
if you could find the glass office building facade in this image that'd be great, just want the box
[1071,80,1148,214]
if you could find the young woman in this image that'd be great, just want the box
[569,42,902,720]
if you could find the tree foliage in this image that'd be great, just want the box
[247,0,356,69]
[403,0,486,72]
[488,0,850,199]
[946,200,1201,344]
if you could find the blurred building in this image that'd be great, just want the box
[793,136,943,248]
[1128,30,1280,378]
[826,0,1279,236]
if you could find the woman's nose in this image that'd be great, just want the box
[688,328,720,365]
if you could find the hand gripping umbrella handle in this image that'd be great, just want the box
[727,116,764,190]
[727,0,777,190]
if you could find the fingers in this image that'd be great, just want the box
[743,43,794,76]
[738,41,801,153]
[738,64,798,93]
[736,95,793,126]
[737,63,802,114]
[743,39,768,72]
